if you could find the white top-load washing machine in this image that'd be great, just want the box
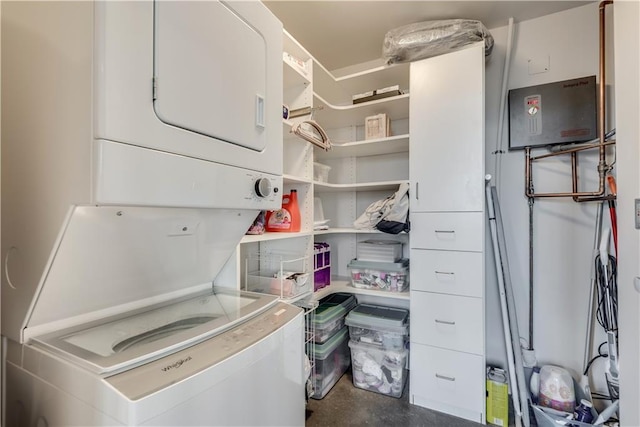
[2,1,304,425]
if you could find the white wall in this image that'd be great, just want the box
[0,4,3,425]
[484,2,614,397]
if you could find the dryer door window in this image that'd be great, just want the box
[153,1,267,151]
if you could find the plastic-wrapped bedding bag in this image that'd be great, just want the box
[382,19,494,65]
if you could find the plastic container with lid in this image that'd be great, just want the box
[345,304,409,350]
[348,339,408,398]
[357,240,403,263]
[318,292,357,313]
[312,303,347,343]
[347,259,409,292]
[311,327,350,399]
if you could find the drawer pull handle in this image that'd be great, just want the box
[435,230,455,234]
[435,373,456,382]
[435,319,456,326]
[435,271,454,275]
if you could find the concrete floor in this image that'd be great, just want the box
[305,372,484,427]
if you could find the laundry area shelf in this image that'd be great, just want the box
[316,134,410,160]
[313,279,410,301]
[314,228,384,235]
[313,92,410,129]
[314,180,408,193]
[313,59,409,106]
[284,174,312,185]
[231,27,412,415]
[284,61,311,89]
[241,231,313,244]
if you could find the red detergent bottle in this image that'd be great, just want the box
[266,189,301,232]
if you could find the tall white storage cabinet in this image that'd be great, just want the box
[408,43,486,423]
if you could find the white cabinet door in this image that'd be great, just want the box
[410,43,485,213]
[154,1,268,151]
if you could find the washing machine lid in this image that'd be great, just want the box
[21,205,261,344]
[30,287,278,375]
[153,0,267,152]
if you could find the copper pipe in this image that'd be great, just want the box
[524,1,614,201]
[599,1,612,155]
[531,140,615,161]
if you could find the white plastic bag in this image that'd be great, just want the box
[382,19,494,65]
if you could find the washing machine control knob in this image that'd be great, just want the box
[254,178,272,198]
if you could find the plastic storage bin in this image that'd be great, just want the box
[319,292,357,313]
[312,327,351,399]
[349,339,408,398]
[312,303,347,344]
[345,304,409,350]
[313,162,331,183]
[357,240,403,263]
[314,243,331,291]
[347,259,409,292]
[244,253,311,299]
[531,378,598,427]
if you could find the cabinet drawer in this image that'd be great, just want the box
[410,292,483,354]
[410,212,483,251]
[410,343,484,422]
[410,249,483,297]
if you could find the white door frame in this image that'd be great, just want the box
[614,1,640,425]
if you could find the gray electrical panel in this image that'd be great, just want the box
[508,75,597,150]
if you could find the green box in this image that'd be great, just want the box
[486,376,509,426]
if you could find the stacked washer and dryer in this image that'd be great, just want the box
[1,1,305,425]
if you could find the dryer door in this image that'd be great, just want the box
[153,1,267,151]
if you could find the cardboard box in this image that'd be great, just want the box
[352,85,403,104]
[486,367,509,426]
[365,113,390,140]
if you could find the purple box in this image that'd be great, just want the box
[314,242,331,291]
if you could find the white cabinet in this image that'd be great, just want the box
[409,42,486,424]
[409,44,485,213]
